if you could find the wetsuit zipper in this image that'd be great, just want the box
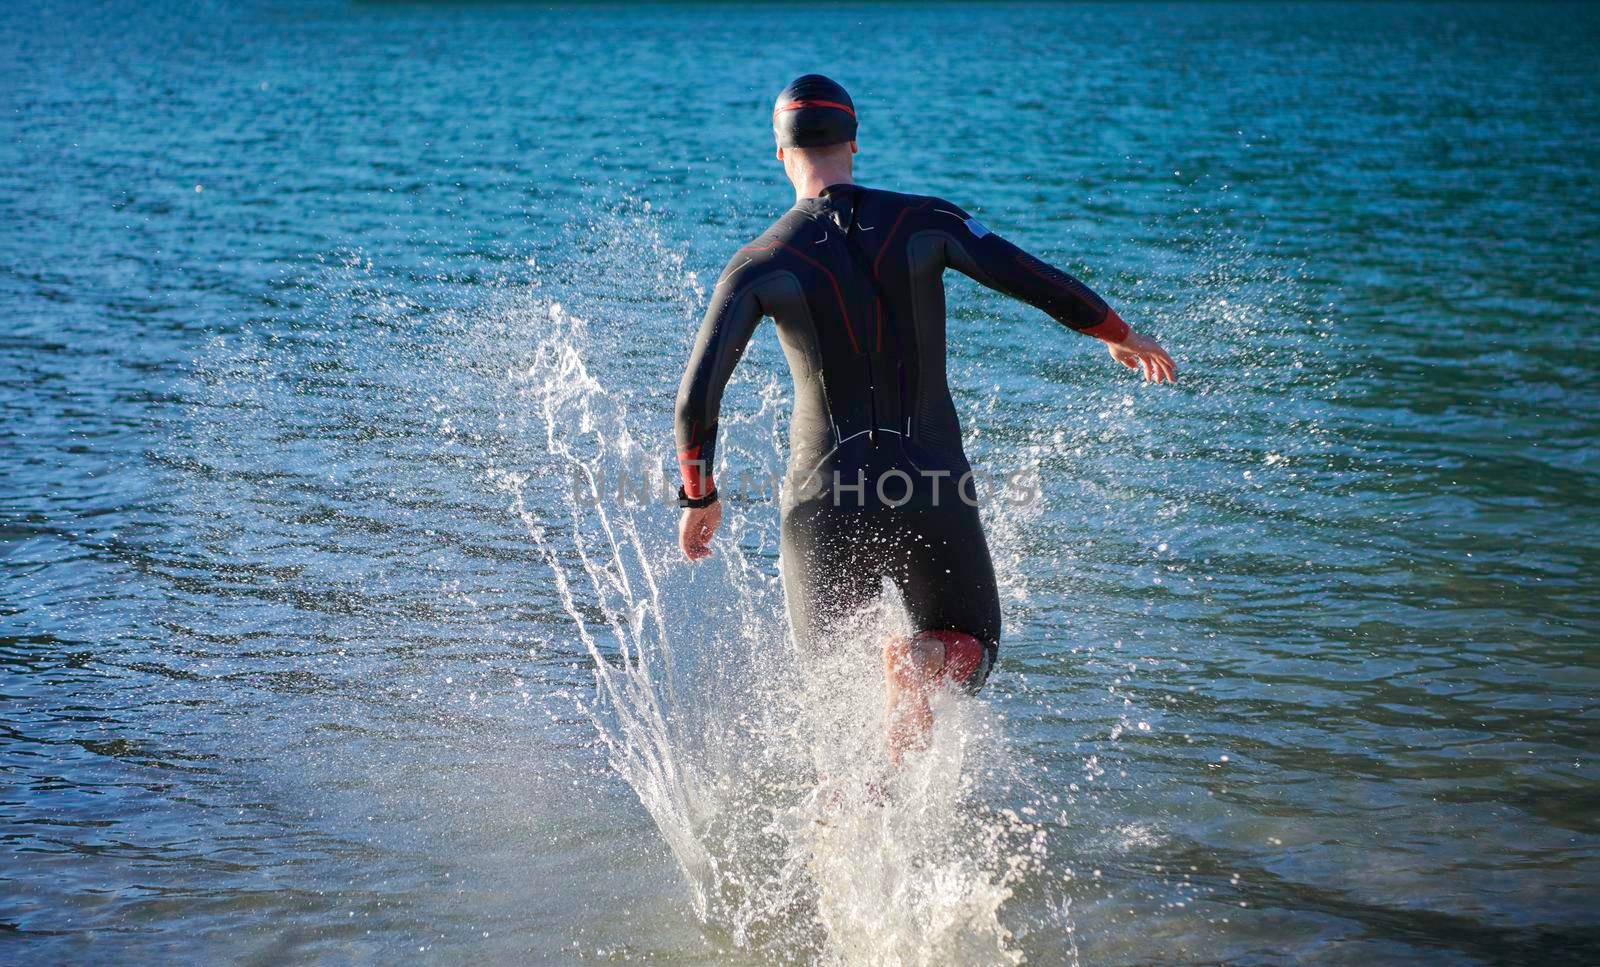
[842,200,880,448]
[842,193,912,459]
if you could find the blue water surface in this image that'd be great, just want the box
[3,2,1597,963]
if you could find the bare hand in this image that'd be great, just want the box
[679,501,722,560]
[1107,331,1177,384]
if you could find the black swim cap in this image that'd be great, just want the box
[772,74,857,148]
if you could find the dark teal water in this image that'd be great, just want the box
[4,2,1598,963]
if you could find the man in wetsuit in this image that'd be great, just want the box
[674,75,1176,765]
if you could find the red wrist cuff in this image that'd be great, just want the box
[677,447,713,499]
[1081,308,1130,343]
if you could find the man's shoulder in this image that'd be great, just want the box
[862,186,969,226]
[865,185,939,207]
[722,209,813,266]
[708,210,808,287]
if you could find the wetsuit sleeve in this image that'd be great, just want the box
[673,256,764,499]
[935,200,1130,342]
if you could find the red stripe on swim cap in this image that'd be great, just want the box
[773,99,856,118]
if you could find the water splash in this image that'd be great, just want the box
[474,285,1057,963]
[176,199,1074,962]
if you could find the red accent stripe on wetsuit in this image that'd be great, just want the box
[773,99,856,118]
[871,201,930,277]
[869,201,931,352]
[744,239,861,354]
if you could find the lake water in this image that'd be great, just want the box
[3,2,1597,963]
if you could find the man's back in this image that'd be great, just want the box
[676,182,1129,511]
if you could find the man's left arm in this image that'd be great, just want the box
[936,200,1176,383]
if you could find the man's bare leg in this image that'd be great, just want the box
[884,631,989,767]
[884,633,947,766]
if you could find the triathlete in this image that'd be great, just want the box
[674,74,1176,765]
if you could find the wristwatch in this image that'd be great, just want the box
[676,486,719,509]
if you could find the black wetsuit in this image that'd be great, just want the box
[675,183,1127,691]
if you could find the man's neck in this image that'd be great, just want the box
[792,166,854,201]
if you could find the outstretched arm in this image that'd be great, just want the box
[937,202,1175,383]
[673,261,763,559]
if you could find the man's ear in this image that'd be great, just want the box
[850,140,858,155]
[776,146,786,161]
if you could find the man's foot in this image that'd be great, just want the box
[809,770,893,824]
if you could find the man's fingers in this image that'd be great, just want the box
[1113,339,1177,384]
[681,532,704,560]
[1143,354,1174,384]
[686,522,715,560]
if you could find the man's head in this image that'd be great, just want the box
[773,74,858,183]
[773,74,856,149]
